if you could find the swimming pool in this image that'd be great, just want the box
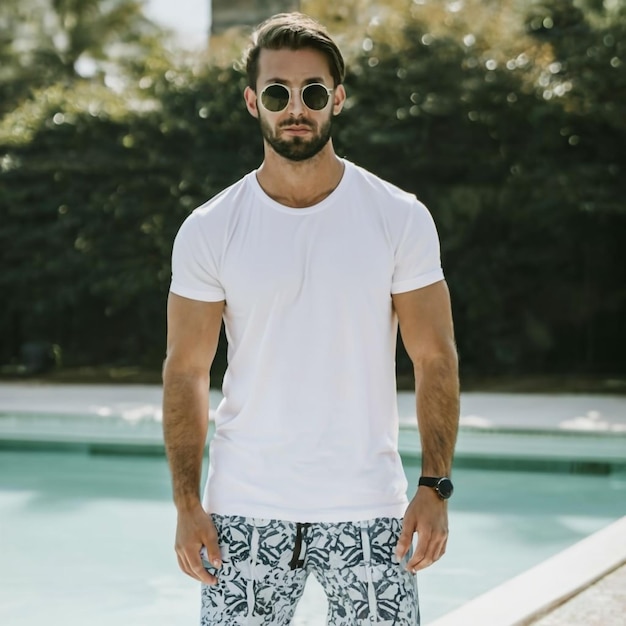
[1,447,624,626]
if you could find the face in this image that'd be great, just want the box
[244,48,346,162]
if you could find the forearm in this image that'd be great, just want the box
[414,350,459,476]
[162,365,210,511]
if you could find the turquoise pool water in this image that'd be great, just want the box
[1,449,624,626]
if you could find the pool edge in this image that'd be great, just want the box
[2,412,625,473]
[425,515,626,626]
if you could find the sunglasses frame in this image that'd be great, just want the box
[258,83,334,113]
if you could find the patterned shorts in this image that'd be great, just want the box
[200,515,419,626]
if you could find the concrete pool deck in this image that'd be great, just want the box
[0,382,625,625]
[1,382,626,433]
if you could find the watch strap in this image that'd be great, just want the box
[418,476,440,488]
[418,475,454,499]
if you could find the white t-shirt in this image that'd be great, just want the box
[170,160,444,522]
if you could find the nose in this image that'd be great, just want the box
[286,87,306,116]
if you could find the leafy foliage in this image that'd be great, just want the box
[0,0,163,115]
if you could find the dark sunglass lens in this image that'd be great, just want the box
[261,85,290,112]
[303,84,330,110]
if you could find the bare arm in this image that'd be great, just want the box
[162,292,224,584]
[392,280,460,571]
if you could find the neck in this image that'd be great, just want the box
[255,141,345,208]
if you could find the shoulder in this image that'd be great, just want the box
[173,173,253,253]
[190,173,253,223]
[346,161,431,219]
[347,161,408,195]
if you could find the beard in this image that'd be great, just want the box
[258,112,333,162]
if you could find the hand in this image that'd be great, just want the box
[175,503,222,585]
[395,487,449,572]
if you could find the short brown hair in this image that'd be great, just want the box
[244,13,345,89]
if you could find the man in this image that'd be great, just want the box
[163,12,459,626]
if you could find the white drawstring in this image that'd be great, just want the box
[246,522,260,621]
[360,520,379,623]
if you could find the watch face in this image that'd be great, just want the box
[436,478,454,499]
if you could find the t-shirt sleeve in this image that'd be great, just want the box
[391,199,444,294]
[169,212,226,302]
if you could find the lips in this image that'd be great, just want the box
[280,118,314,129]
[281,127,313,137]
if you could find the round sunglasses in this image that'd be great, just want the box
[259,83,333,112]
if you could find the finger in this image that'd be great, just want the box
[408,532,447,572]
[203,529,222,569]
[177,543,218,585]
[436,536,448,561]
[186,547,219,585]
[395,523,415,560]
[407,530,443,572]
[177,551,202,583]
[406,530,430,572]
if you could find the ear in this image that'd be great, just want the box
[332,84,347,116]
[244,86,259,119]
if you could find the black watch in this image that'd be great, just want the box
[418,476,454,500]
